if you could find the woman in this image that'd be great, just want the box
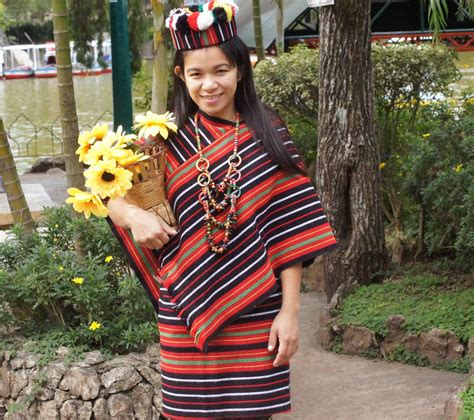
[107,1,337,418]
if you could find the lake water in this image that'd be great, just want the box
[0,52,473,174]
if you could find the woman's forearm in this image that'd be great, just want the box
[280,263,303,314]
[107,197,140,229]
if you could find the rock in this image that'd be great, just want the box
[55,346,71,360]
[83,351,106,366]
[318,305,335,349]
[468,337,474,360]
[10,370,28,399]
[400,334,421,353]
[107,393,133,418]
[46,167,66,175]
[29,157,65,173]
[380,315,406,356]
[38,399,59,419]
[23,355,39,369]
[132,382,154,419]
[92,397,109,419]
[137,366,162,389]
[145,343,161,359]
[60,367,101,400]
[60,399,92,420]
[54,389,74,407]
[153,394,162,412]
[44,362,67,389]
[420,328,449,364]
[444,390,464,420]
[152,406,161,420]
[342,326,376,355]
[446,333,464,362]
[9,357,24,371]
[0,362,11,398]
[95,356,142,374]
[37,387,55,401]
[101,367,142,393]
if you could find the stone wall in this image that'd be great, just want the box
[320,308,473,366]
[0,344,163,419]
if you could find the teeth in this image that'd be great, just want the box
[202,94,221,99]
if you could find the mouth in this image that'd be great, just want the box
[200,93,223,101]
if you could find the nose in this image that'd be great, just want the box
[202,75,218,92]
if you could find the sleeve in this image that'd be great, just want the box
[261,119,338,277]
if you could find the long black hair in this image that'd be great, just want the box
[172,36,306,176]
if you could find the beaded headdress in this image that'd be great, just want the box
[166,1,239,51]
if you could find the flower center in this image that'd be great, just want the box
[101,171,116,182]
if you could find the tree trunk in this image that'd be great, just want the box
[275,0,284,55]
[151,0,168,114]
[316,0,387,305]
[52,0,85,190]
[0,118,34,234]
[252,0,265,62]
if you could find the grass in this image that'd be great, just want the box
[338,271,474,342]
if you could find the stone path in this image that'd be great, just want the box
[1,171,468,419]
[274,292,467,420]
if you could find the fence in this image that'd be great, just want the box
[5,110,113,158]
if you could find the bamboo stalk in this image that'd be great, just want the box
[252,0,265,62]
[0,118,34,234]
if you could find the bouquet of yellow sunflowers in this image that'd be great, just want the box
[66,111,178,225]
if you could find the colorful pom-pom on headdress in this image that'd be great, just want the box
[166,1,239,51]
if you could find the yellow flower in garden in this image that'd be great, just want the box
[462,64,470,69]
[379,162,386,170]
[66,188,109,218]
[59,266,64,272]
[105,256,113,263]
[89,321,102,331]
[91,123,109,140]
[465,98,474,106]
[455,164,463,173]
[422,133,431,139]
[133,111,178,141]
[72,277,84,285]
[84,159,133,199]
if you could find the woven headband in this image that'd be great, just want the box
[166,1,239,51]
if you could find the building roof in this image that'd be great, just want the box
[235,0,309,48]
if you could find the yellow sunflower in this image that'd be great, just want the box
[91,123,109,140]
[66,188,109,218]
[84,159,133,199]
[132,111,178,141]
[84,135,144,166]
[76,131,96,162]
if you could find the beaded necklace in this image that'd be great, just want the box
[194,112,242,254]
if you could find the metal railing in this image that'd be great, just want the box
[5,110,113,158]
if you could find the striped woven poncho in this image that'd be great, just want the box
[110,110,337,353]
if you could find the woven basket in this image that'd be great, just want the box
[124,141,177,228]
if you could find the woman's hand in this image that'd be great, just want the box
[268,309,300,367]
[127,207,177,249]
[107,197,177,249]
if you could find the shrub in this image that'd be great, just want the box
[0,206,159,356]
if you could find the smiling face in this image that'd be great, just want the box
[175,46,240,121]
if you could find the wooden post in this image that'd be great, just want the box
[0,118,34,233]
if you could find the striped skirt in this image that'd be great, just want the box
[158,280,291,419]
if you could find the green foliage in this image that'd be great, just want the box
[3,0,50,23]
[128,0,153,75]
[68,0,109,68]
[387,345,429,367]
[5,20,53,43]
[338,274,474,341]
[0,206,159,357]
[459,379,474,419]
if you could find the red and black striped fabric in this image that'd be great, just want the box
[109,110,337,418]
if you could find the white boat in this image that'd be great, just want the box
[1,40,112,79]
